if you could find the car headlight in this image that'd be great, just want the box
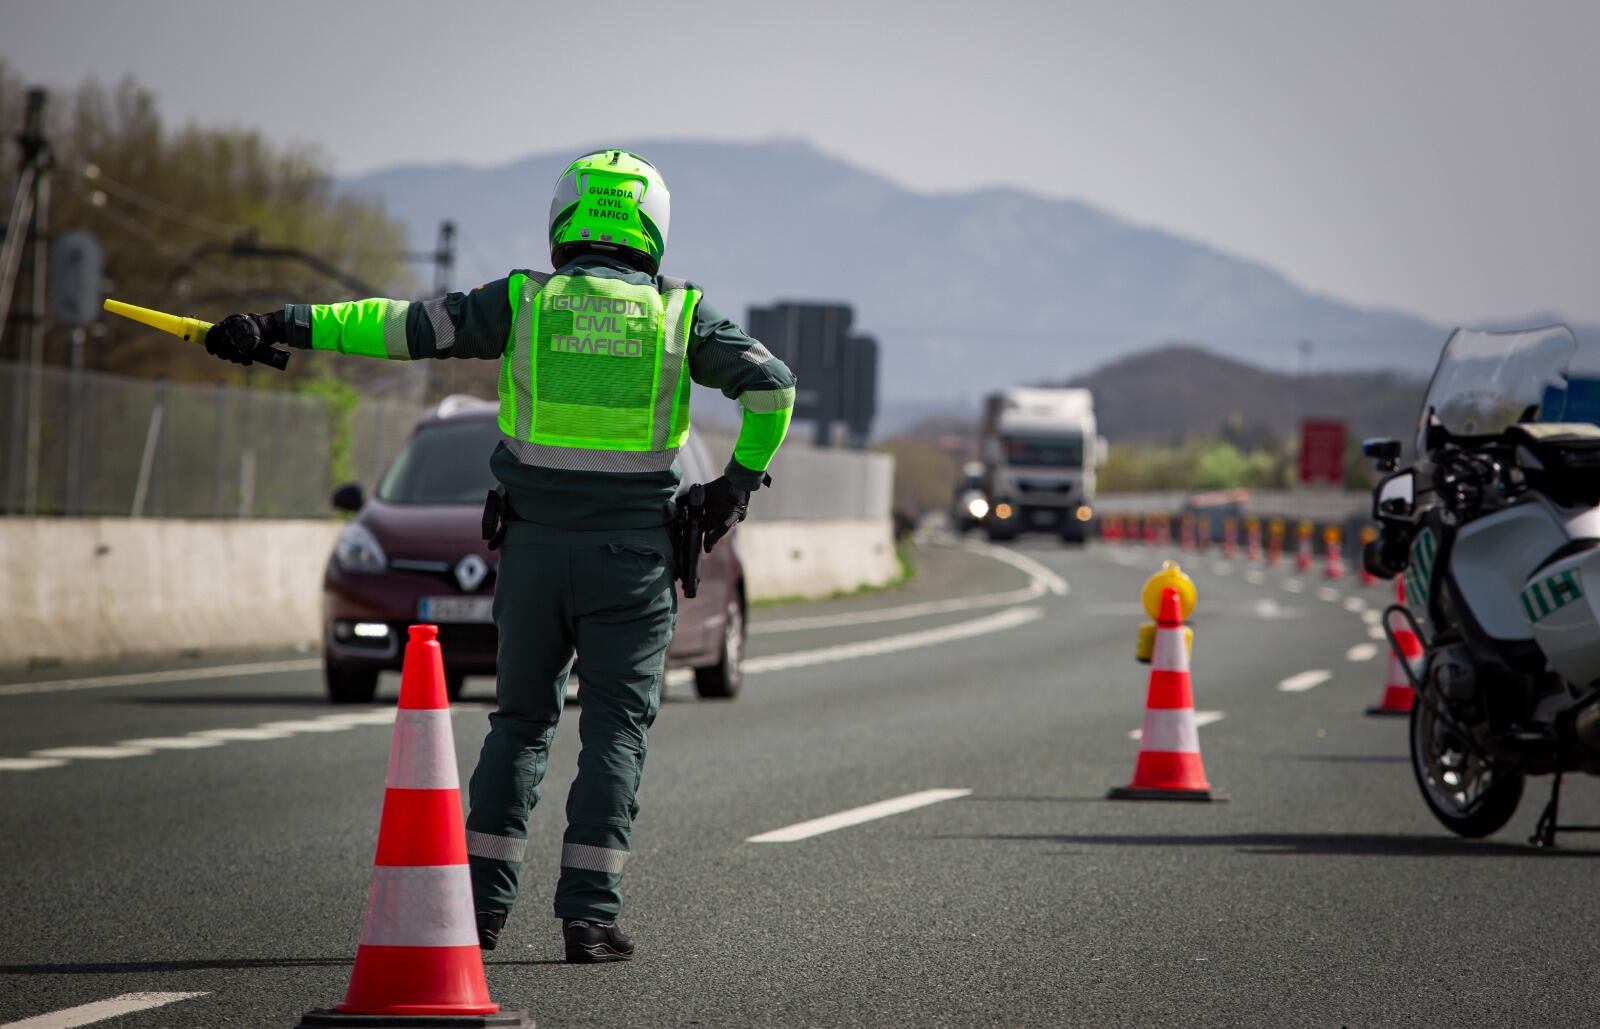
[334,522,387,573]
[968,497,990,519]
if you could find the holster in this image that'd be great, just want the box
[672,482,707,599]
[482,489,516,551]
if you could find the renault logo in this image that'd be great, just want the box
[455,554,489,592]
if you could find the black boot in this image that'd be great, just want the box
[477,911,507,951]
[562,919,634,963]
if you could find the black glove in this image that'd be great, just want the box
[701,476,751,553]
[206,311,286,366]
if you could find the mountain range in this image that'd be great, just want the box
[342,138,1582,429]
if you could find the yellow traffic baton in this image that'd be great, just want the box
[103,299,290,370]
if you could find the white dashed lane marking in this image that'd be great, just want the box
[1,991,207,1028]
[1278,669,1334,693]
[1282,579,1304,593]
[1317,586,1342,602]
[747,788,972,843]
[1346,643,1380,662]
[1343,597,1366,612]
[1368,625,1388,641]
[1245,570,1266,584]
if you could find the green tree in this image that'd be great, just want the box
[1,65,413,384]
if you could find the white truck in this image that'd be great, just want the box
[979,387,1103,542]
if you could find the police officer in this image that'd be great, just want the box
[205,150,795,963]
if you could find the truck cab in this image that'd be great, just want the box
[980,387,1102,543]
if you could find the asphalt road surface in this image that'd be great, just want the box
[2,535,1597,1027]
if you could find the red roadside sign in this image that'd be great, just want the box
[1299,419,1346,486]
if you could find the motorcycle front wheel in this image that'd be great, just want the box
[1410,696,1524,838]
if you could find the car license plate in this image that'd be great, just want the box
[1031,510,1058,526]
[418,596,494,623]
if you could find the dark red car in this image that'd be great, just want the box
[321,397,747,703]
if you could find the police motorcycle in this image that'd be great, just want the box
[1363,325,1600,846]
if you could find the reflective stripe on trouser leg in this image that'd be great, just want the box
[467,831,528,863]
[554,527,675,921]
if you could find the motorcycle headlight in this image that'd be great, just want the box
[334,522,387,573]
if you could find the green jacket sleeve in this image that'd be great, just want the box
[684,288,796,491]
[282,271,532,361]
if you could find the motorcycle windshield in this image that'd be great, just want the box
[1417,326,1578,453]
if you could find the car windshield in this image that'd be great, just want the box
[1418,326,1580,453]
[1004,435,1083,468]
[377,419,500,505]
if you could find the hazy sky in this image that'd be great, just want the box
[3,0,1597,327]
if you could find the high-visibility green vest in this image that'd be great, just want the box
[498,272,700,473]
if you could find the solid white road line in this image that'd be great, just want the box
[0,757,67,770]
[1131,710,1224,740]
[188,727,296,742]
[755,582,1044,634]
[30,745,154,760]
[962,542,1069,596]
[1346,643,1380,662]
[119,736,226,750]
[1278,670,1333,693]
[1282,579,1304,593]
[0,659,321,697]
[747,788,971,843]
[1,992,207,1028]
[1343,597,1367,613]
[743,606,1043,675]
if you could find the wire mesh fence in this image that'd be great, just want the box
[0,362,422,518]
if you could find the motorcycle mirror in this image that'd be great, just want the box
[1374,470,1416,521]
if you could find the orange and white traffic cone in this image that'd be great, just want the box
[1366,580,1422,717]
[1180,515,1196,551]
[1295,521,1314,572]
[1246,517,1264,563]
[298,625,531,1028]
[1323,525,1346,580]
[1109,588,1227,801]
[1222,517,1238,559]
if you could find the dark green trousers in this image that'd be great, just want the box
[465,522,675,922]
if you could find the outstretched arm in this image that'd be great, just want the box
[205,272,535,365]
[283,272,534,360]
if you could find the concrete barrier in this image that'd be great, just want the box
[0,518,343,668]
[738,519,900,602]
[0,516,898,668]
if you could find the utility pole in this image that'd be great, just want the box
[0,88,53,514]
[432,220,455,296]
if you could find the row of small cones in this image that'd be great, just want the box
[1102,516,1379,585]
[1108,578,1420,801]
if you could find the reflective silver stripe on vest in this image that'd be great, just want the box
[466,830,528,863]
[422,296,456,353]
[652,288,691,450]
[385,710,457,790]
[501,434,678,473]
[561,842,628,874]
[358,865,478,947]
[512,277,537,440]
[381,300,412,360]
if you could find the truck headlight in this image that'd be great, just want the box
[1076,505,1093,522]
[994,502,1014,520]
[968,497,990,519]
[334,522,387,573]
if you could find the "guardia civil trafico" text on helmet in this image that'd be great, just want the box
[548,150,671,274]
